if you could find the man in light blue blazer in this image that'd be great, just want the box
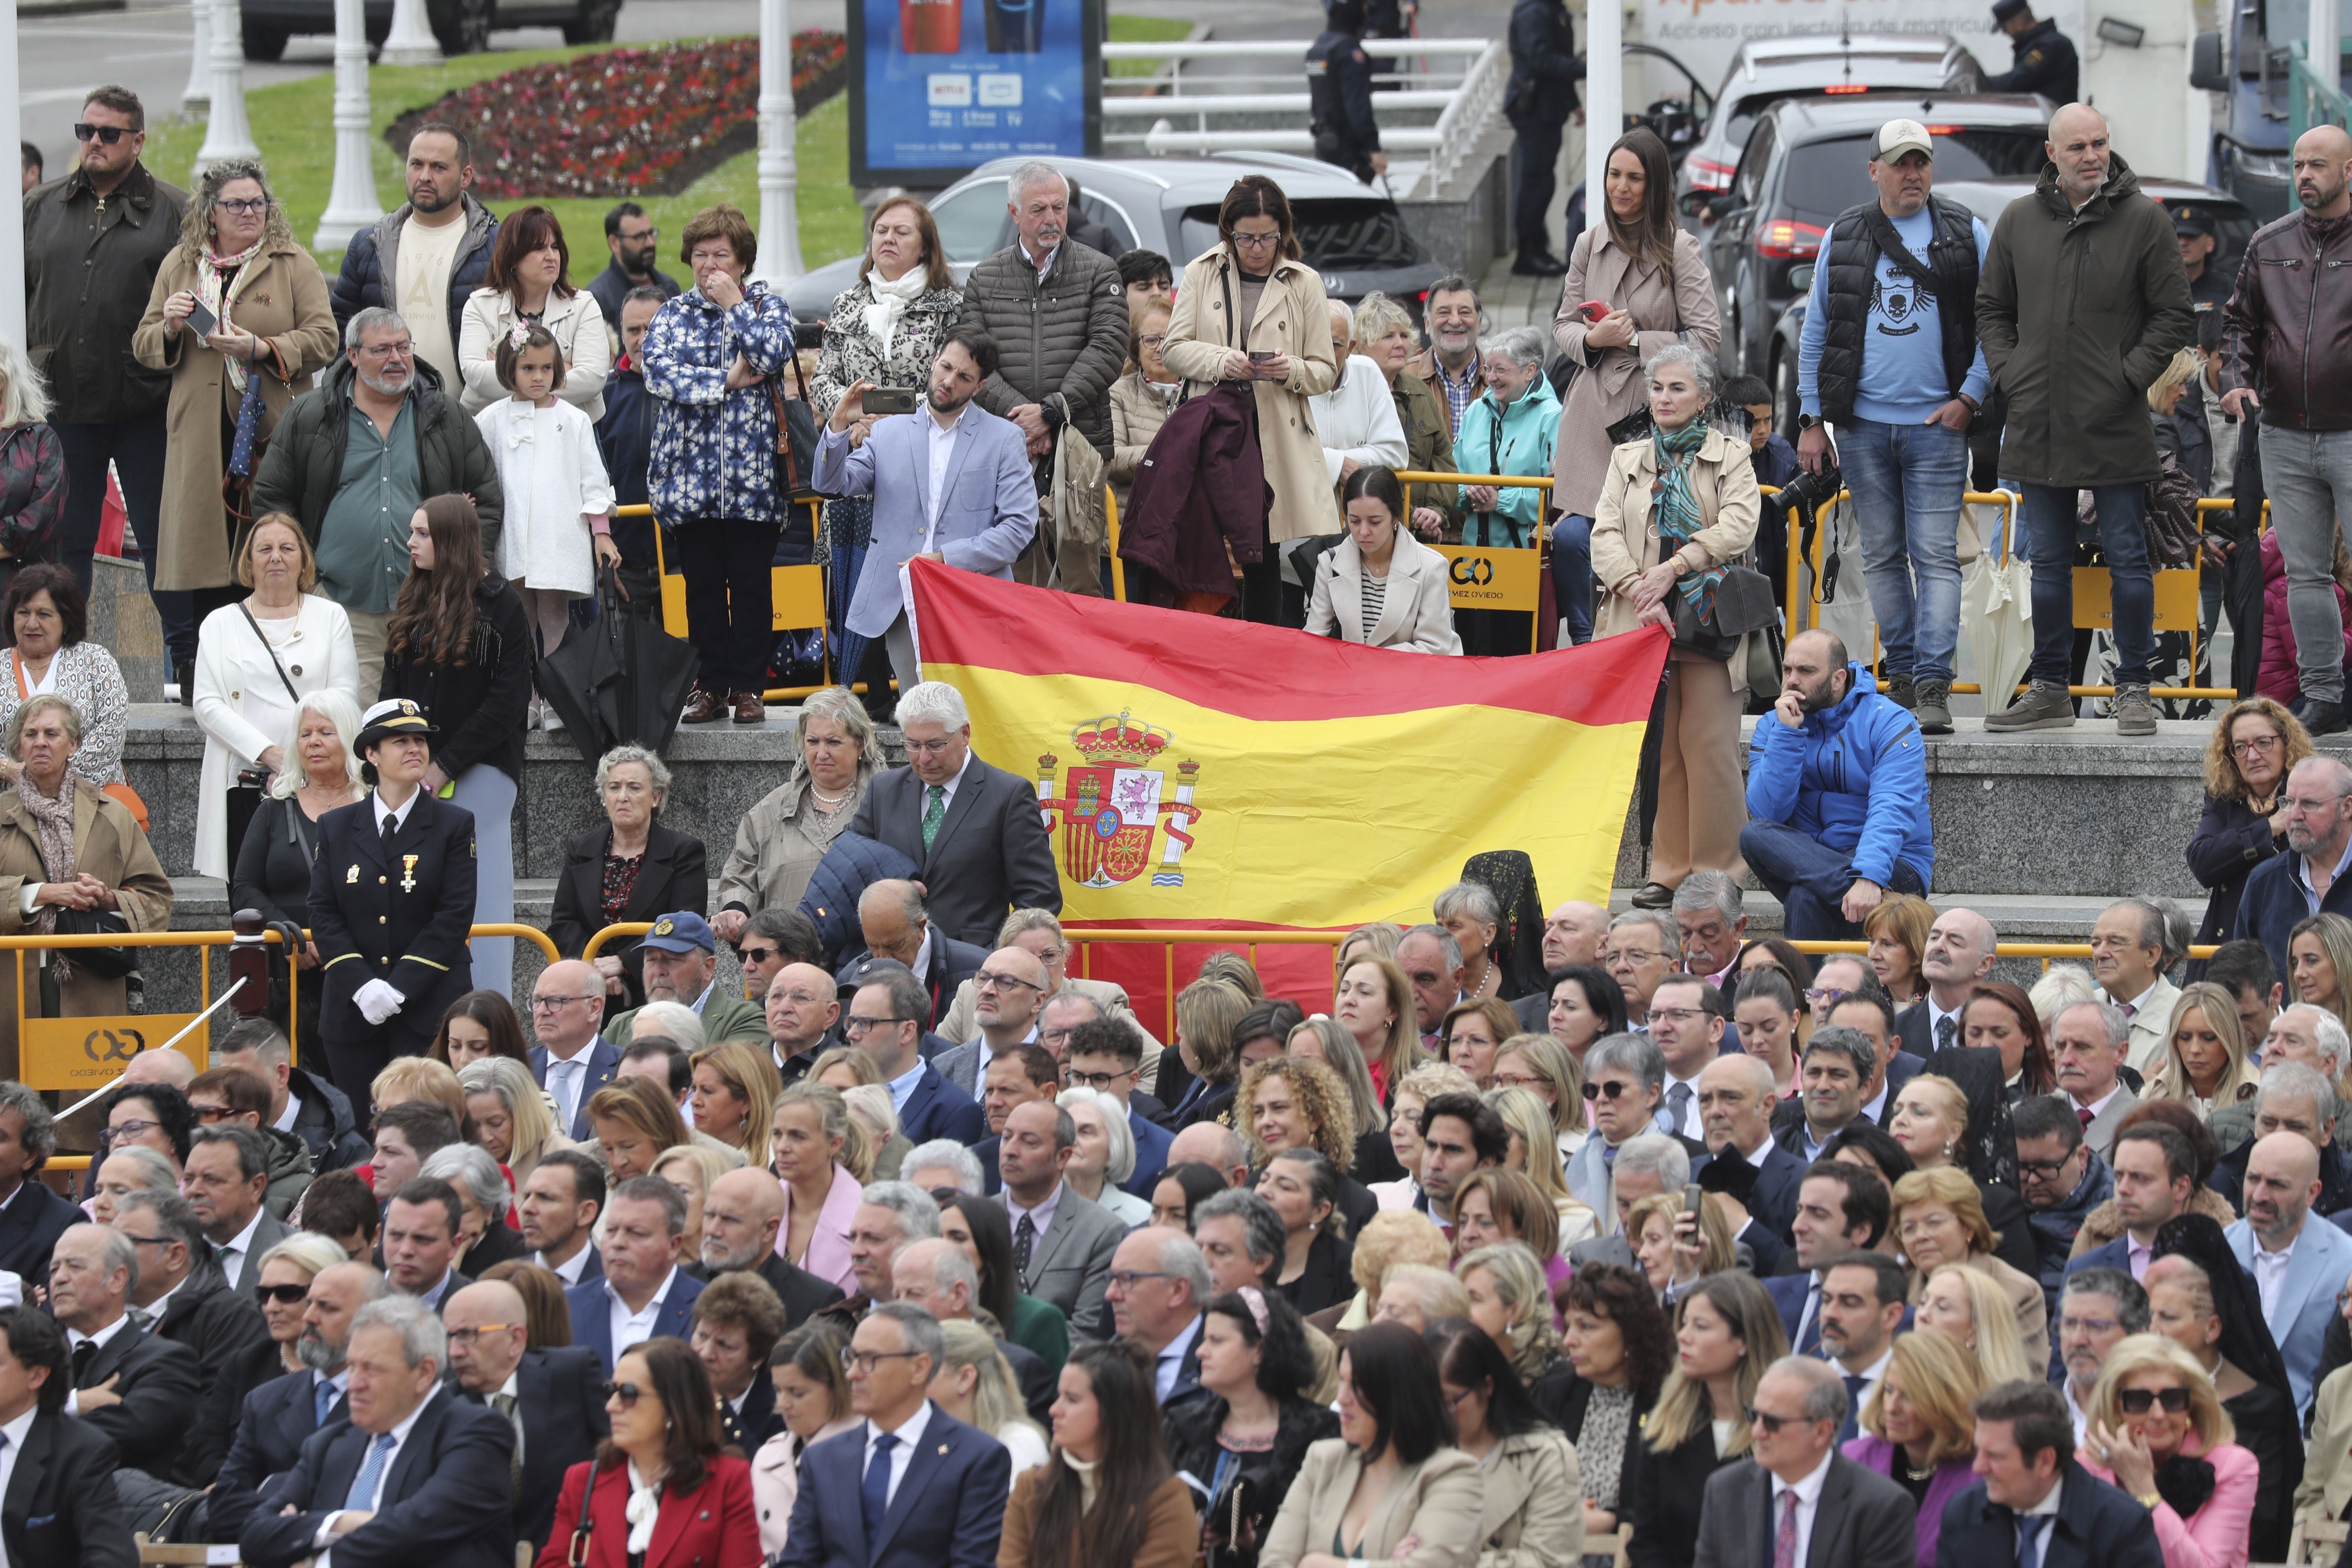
[812,324,1038,692]
[563,1175,705,1375]
[2225,1130,2352,1414]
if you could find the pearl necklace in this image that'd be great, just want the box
[808,782,848,809]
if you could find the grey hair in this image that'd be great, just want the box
[628,1000,706,1054]
[1609,910,1680,959]
[102,1143,179,1192]
[1766,1354,1850,1425]
[1195,1187,1285,1268]
[1719,1053,1777,1100]
[858,1180,942,1240]
[894,681,969,732]
[868,1300,946,1370]
[1180,1122,1248,1176]
[1401,923,1465,972]
[350,1292,448,1370]
[1801,1024,1878,1086]
[344,306,409,352]
[799,686,879,767]
[1433,882,1501,930]
[117,1187,205,1252]
[0,338,52,426]
[918,1237,980,1300]
[901,1138,986,1195]
[1326,298,1354,336]
[270,688,366,802]
[0,1081,55,1165]
[2260,1059,2339,1127]
[1145,1228,1213,1307]
[1613,1133,1690,1191]
[1057,1087,1136,1184]
[1672,870,1743,925]
[2107,898,2183,968]
[85,1224,140,1297]
[9,695,82,758]
[2028,963,2098,1031]
[420,1143,514,1219]
[2062,1266,2151,1332]
[2285,1005,2352,1075]
[1481,325,1549,369]
[997,908,1066,947]
[1586,1032,1667,1096]
[843,1083,901,1145]
[611,1173,688,1237]
[2055,998,2130,1051]
[1647,342,1719,398]
[1350,291,1415,354]
[1008,161,1070,204]
[594,744,672,805]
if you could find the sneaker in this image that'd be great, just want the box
[2114,683,2158,737]
[2296,696,2351,738]
[1983,680,2076,732]
[1884,673,1917,709]
[1914,679,1953,735]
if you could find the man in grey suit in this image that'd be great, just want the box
[2050,999,2137,1163]
[994,1099,1123,1329]
[813,323,1039,692]
[1692,1356,1916,1568]
[184,1125,291,1296]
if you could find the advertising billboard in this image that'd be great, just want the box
[849,0,1102,186]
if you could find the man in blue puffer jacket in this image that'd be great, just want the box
[1740,628,1935,940]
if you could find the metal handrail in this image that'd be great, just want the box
[582,922,656,962]
[1099,37,1492,58]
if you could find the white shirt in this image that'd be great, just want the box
[606,1265,680,1362]
[1155,1314,1203,1404]
[371,788,421,836]
[274,1091,302,1135]
[2254,1226,2301,1326]
[927,749,974,820]
[65,1312,130,1358]
[315,1385,445,1562]
[2015,1474,2065,1568]
[216,1204,269,1286]
[141,1271,190,1326]
[0,1403,35,1556]
[491,1369,524,1468]
[924,402,970,538]
[2065,1378,2092,1445]
[1924,997,1965,1053]
[540,1242,597,1286]
[1768,1448,1836,1568]
[1308,354,1409,483]
[1660,1067,1705,1139]
[862,1399,936,1512]
[1841,1344,1894,1409]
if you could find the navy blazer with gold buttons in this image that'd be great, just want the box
[307,789,478,1050]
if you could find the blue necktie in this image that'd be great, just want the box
[861,1432,898,1550]
[314,1377,336,1427]
[344,1431,396,1511]
[2015,1513,2051,1568]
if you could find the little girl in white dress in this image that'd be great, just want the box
[475,322,617,728]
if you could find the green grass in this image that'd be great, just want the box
[144,17,1188,270]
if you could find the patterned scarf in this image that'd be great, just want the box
[16,772,77,984]
[1650,418,1725,616]
[202,237,270,477]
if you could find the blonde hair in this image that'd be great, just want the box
[1859,1322,1982,1465]
[1457,1241,1561,1381]
[1377,1262,1469,1320]
[1350,291,1417,357]
[1923,1262,2035,1386]
[1237,1056,1356,1166]
[691,1041,782,1164]
[2150,982,2260,1108]
[774,1082,870,1179]
[234,512,322,592]
[1454,1167,1560,1262]
[653,1142,732,1198]
[2087,1332,2235,1451]
[1336,922,1403,979]
[808,1046,881,1086]
[458,1057,558,1167]
[1494,1032,1587,1138]
[2028,963,2099,1033]
[1348,1210,1452,1303]
[937,1319,1044,1448]
[840,1084,897,1183]
[0,337,51,426]
[2148,346,2205,410]
[372,1056,465,1122]
[1289,1016,1383,1137]
[1341,955,1425,1094]
[1628,1191,1735,1278]
[1891,1165,1998,1258]
[1485,1086,1579,1216]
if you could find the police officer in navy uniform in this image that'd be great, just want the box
[307,698,479,1096]
[1985,0,2080,104]
[1308,0,1388,187]
[2175,205,2232,312]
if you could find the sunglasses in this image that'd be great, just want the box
[1742,1406,1812,1434]
[74,123,130,144]
[255,1283,309,1305]
[601,1380,644,1408]
[2116,1386,2193,1415]
[1582,1079,1633,1101]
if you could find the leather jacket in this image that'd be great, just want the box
[2222,207,2352,431]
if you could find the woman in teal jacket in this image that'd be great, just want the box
[1452,325,1559,653]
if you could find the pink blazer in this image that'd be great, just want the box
[2081,1439,2257,1568]
[775,1163,862,1293]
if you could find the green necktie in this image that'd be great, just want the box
[921,784,946,851]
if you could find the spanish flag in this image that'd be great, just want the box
[908,560,1668,959]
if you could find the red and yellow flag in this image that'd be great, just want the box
[908,560,1669,946]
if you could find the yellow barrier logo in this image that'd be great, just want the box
[1450,555,1496,587]
[84,1026,145,1064]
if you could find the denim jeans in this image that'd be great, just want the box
[1551,513,1593,644]
[2260,426,2352,704]
[1739,818,1928,941]
[2018,481,2154,689]
[1836,416,1967,684]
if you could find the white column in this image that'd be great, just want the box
[2315,0,2340,102]
[0,0,22,349]
[753,0,804,285]
[382,0,442,67]
[193,0,260,172]
[1584,0,1621,222]
[315,0,383,250]
[182,4,212,112]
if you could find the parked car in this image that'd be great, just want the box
[239,0,616,58]
[778,153,1441,333]
[1700,93,2051,407]
[1759,176,2254,434]
[1676,34,1987,207]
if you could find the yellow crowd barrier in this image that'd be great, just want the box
[582,922,656,962]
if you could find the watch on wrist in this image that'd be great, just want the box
[1797,413,1821,430]
[2137,1492,2162,1511]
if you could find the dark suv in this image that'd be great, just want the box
[239,0,616,58]
[1701,94,2051,398]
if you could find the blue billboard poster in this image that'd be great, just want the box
[848,0,1101,185]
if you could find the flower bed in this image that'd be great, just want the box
[386,33,848,199]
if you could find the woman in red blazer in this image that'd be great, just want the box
[536,1336,763,1568]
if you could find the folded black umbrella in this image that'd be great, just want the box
[535,570,628,764]
[612,568,700,756]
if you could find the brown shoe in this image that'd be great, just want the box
[731,690,766,725]
[681,688,726,724]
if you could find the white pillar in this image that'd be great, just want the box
[182,4,212,112]
[753,0,804,285]
[1584,0,1621,218]
[193,0,260,172]
[0,0,22,350]
[2315,0,2340,102]
[382,0,442,67]
[315,0,383,250]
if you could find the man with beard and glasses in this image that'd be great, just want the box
[814,325,1038,692]
[329,123,499,392]
[1739,628,1933,940]
[208,1261,387,1544]
[2240,754,2352,974]
[588,201,680,333]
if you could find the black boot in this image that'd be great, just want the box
[2297,696,2351,737]
[174,661,194,706]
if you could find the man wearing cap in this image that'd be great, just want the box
[1795,118,1993,738]
[1984,0,2079,104]
[2175,206,2231,312]
[307,699,479,1093]
[605,912,768,1051]
[2221,122,2352,736]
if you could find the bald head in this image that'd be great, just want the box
[1169,1121,1249,1187]
[2246,1129,2324,1246]
[1543,900,1610,969]
[2297,124,2352,218]
[765,961,840,1054]
[858,880,928,967]
[443,1280,529,1391]
[1922,907,1998,1007]
[122,1048,194,1090]
[2286,756,2352,864]
[890,1237,973,1318]
[2047,104,2112,204]
[702,1165,787,1271]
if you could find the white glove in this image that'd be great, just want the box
[354,978,405,1025]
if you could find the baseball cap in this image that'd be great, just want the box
[636,911,717,954]
[1874,119,1936,162]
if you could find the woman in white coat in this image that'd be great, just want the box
[454,205,613,419]
[190,513,358,878]
[1305,466,1463,655]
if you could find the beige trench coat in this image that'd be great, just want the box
[1161,245,1340,544]
[132,237,339,592]
[1589,426,1761,690]
[1550,226,1719,519]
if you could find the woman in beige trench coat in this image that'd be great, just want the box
[131,159,338,633]
[1160,173,1338,626]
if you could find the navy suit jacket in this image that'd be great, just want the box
[1121,1106,1176,1199]
[211,1366,347,1547]
[0,1177,78,1285]
[898,1061,987,1146]
[457,1344,609,1553]
[774,1405,1013,1568]
[1933,1461,2159,1568]
[564,1268,707,1375]
[240,1387,514,1568]
[1749,1140,1807,1244]
[529,1038,624,1142]
[2065,1236,2134,1282]
[3,1406,135,1568]
[1765,1271,1818,1352]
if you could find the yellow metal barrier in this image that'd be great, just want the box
[1783,938,2219,968]
[582,922,656,962]
[617,499,858,706]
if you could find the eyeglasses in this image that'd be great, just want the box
[73,122,129,144]
[1603,948,1664,968]
[355,340,414,359]
[447,1323,520,1346]
[1582,1080,1633,1101]
[620,225,660,241]
[1494,1072,1542,1090]
[974,972,1042,992]
[741,945,782,964]
[1647,1007,1707,1026]
[2232,733,2283,756]
[841,1348,924,1373]
[1231,230,1283,249]
[600,1380,644,1407]
[2116,1386,2193,1415]
[1139,334,1168,349]
[1065,1067,1133,1090]
[116,1232,171,1249]
[2058,1314,2120,1336]
[215,197,268,216]
[1803,987,1852,1005]
[530,994,598,1011]
[1742,1406,1811,1434]
[903,737,960,756]
[192,1104,236,1123]
[255,1283,310,1305]
[2017,1157,2074,1180]
[844,1014,909,1035]
[1106,1269,1176,1291]
[104,1118,161,1142]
